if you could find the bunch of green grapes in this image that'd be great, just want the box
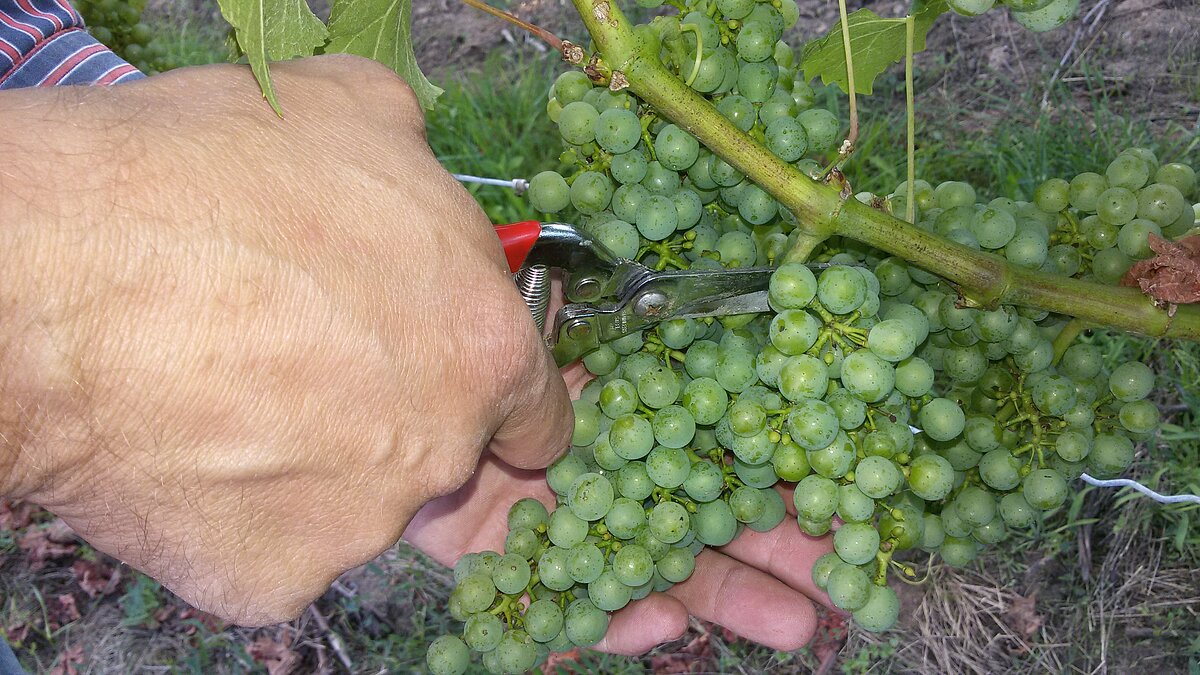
[424,0,1198,671]
[947,0,1081,32]
[883,152,1197,286]
[74,0,175,74]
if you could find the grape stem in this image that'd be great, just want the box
[835,0,858,159]
[567,0,1200,341]
[1051,318,1088,364]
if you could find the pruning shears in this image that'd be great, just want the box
[493,221,776,366]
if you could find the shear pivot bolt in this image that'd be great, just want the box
[565,319,592,340]
[633,291,668,317]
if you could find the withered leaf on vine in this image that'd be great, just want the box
[1120,234,1200,305]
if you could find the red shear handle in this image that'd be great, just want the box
[494,220,542,273]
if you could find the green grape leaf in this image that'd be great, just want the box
[800,0,947,95]
[325,0,443,110]
[216,0,329,114]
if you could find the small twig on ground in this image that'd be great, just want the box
[459,0,564,53]
[307,605,353,671]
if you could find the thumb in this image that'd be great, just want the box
[488,339,574,470]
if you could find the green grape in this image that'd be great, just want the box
[948,0,995,15]
[978,449,1022,490]
[587,570,632,612]
[1097,186,1139,225]
[694,499,738,546]
[1092,247,1133,284]
[738,184,778,225]
[1032,374,1077,416]
[765,117,809,162]
[609,413,655,460]
[811,552,843,590]
[537,547,575,592]
[682,377,729,425]
[817,265,868,313]
[1116,218,1161,259]
[728,428,777,464]
[730,485,767,523]
[523,599,564,644]
[553,70,593,104]
[493,553,532,595]
[759,91,798,125]
[547,453,587,496]
[867,318,919,362]
[797,108,840,154]
[717,0,755,18]
[611,151,649,185]
[673,189,704,229]
[756,344,790,387]
[427,635,471,675]
[999,492,1037,528]
[1119,399,1160,434]
[547,508,588,549]
[1087,219,1119,249]
[855,456,901,498]
[508,498,549,531]
[1137,182,1186,227]
[807,430,855,478]
[939,535,979,567]
[649,501,691,543]
[570,171,613,214]
[826,564,871,611]
[655,124,700,171]
[934,181,975,209]
[643,160,682,195]
[457,572,498,614]
[772,438,811,481]
[1155,163,1196,197]
[646,445,691,488]
[971,206,1017,249]
[572,400,603,447]
[840,350,895,403]
[1004,229,1049,269]
[564,599,609,647]
[715,230,759,267]
[955,485,996,527]
[1056,429,1092,462]
[638,366,681,409]
[834,522,882,565]
[599,379,639,419]
[736,21,775,62]
[1022,468,1068,510]
[569,472,614,521]
[736,60,777,103]
[786,399,840,451]
[973,517,1008,545]
[716,95,757,132]
[528,171,570,213]
[769,262,818,309]
[1068,171,1106,211]
[1109,362,1154,401]
[974,305,1018,342]
[963,415,1002,452]
[1034,177,1071,213]
[465,611,505,652]
[837,483,876,523]
[769,309,821,355]
[853,584,900,633]
[504,527,539,560]
[907,453,955,500]
[826,387,868,429]
[1009,0,1079,31]
[1088,433,1134,478]
[657,547,697,583]
[921,514,946,550]
[894,356,935,397]
[593,108,641,154]
[779,354,829,401]
[794,474,839,521]
[558,101,598,145]
[653,405,697,448]
[1107,152,1151,191]
[567,542,605,584]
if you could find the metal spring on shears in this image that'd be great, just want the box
[514,264,550,333]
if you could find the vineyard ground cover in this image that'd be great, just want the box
[2,1,1199,673]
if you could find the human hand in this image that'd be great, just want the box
[404,364,837,655]
[0,55,572,625]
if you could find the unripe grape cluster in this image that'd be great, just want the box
[74,0,175,74]
[426,0,1196,672]
[883,151,1198,286]
[946,0,1080,32]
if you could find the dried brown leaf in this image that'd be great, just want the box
[71,559,121,598]
[248,630,299,675]
[1005,592,1043,643]
[18,528,77,571]
[1120,234,1200,305]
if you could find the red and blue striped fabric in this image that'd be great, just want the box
[0,0,143,89]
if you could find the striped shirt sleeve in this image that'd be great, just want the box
[0,0,144,89]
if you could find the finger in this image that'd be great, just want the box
[489,331,574,470]
[594,592,690,656]
[561,360,593,398]
[665,549,819,652]
[717,522,838,611]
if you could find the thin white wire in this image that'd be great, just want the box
[451,173,529,195]
[1079,473,1200,506]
